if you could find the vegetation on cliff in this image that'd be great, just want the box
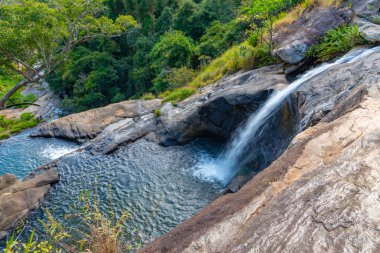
[0,0,137,109]
[0,113,39,140]
[1,0,367,112]
[5,189,140,253]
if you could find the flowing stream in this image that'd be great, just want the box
[2,46,380,246]
[195,46,380,185]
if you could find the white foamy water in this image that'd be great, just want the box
[195,46,380,185]
[41,145,78,160]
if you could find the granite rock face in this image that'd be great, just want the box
[0,168,59,239]
[155,65,294,146]
[298,47,380,128]
[142,49,380,253]
[357,18,380,42]
[274,5,352,64]
[31,99,161,143]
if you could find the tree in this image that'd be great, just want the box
[174,0,205,40]
[149,30,195,69]
[200,0,241,24]
[155,7,174,35]
[0,0,137,109]
[244,0,293,50]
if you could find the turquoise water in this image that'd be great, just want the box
[0,132,223,243]
[0,130,78,177]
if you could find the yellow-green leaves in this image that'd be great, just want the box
[0,0,137,73]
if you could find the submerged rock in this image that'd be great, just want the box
[141,51,380,253]
[0,168,59,240]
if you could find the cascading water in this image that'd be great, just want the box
[195,46,380,186]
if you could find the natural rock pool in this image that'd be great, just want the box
[0,131,224,242]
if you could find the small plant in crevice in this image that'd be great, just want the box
[372,16,380,25]
[307,25,371,61]
[154,109,161,118]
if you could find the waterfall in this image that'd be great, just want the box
[195,46,380,186]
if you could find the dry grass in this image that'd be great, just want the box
[274,0,346,30]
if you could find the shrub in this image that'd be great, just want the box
[0,132,10,140]
[241,44,277,70]
[5,188,141,253]
[141,93,156,100]
[149,30,196,69]
[162,87,196,103]
[152,67,197,93]
[0,113,39,140]
[154,108,161,117]
[307,25,369,61]
[20,112,34,121]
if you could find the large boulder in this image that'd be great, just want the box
[352,0,380,19]
[0,168,59,239]
[357,18,380,42]
[274,5,352,64]
[141,48,380,253]
[31,99,161,143]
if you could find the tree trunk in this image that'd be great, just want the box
[0,75,43,110]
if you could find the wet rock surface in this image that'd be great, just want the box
[0,167,59,240]
[141,48,380,253]
[298,48,380,128]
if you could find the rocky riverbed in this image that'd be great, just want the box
[1,0,380,251]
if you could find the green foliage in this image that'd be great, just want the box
[152,67,197,93]
[190,43,258,88]
[154,108,161,117]
[48,42,129,112]
[155,7,174,35]
[197,21,234,60]
[161,87,196,104]
[44,0,349,110]
[0,71,37,108]
[150,31,196,69]
[0,113,39,140]
[174,0,205,40]
[307,25,369,61]
[141,93,156,100]
[372,16,380,25]
[0,0,136,108]
[45,0,249,110]
[5,187,141,252]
